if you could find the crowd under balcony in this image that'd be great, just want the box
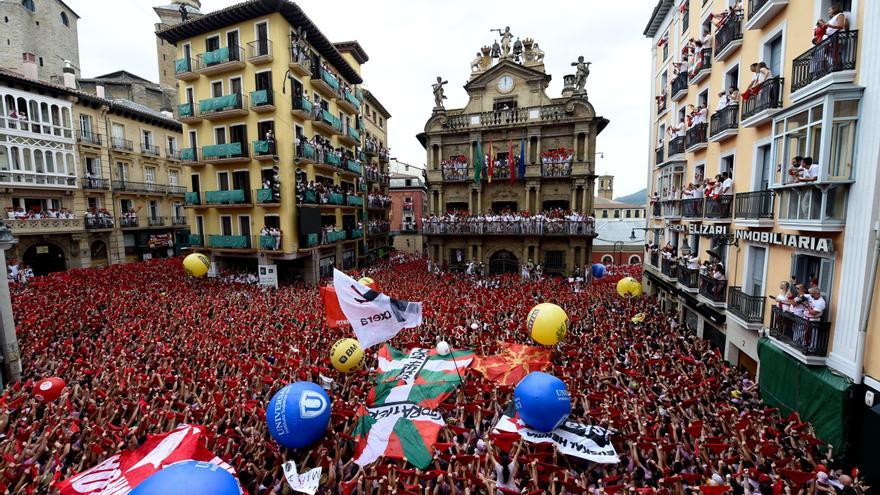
[199,93,248,121]
[197,45,246,76]
[713,11,744,62]
[746,0,788,30]
[247,39,273,65]
[250,90,275,113]
[671,72,688,101]
[741,77,784,127]
[685,122,708,152]
[689,48,712,85]
[769,306,830,363]
[791,30,859,102]
[733,190,774,227]
[709,105,739,142]
[698,274,727,308]
[727,286,766,330]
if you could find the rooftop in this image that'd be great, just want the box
[593,219,647,245]
[643,0,674,37]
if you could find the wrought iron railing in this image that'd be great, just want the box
[677,266,699,289]
[704,195,733,219]
[661,257,678,279]
[714,12,743,57]
[710,105,739,138]
[727,286,765,323]
[769,307,830,356]
[699,274,728,304]
[668,135,685,157]
[741,77,784,121]
[734,190,774,219]
[671,71,688,98]
[681,198,704,218]
[422,220,594,236]
[791,30,858,93]
[685,123,707,149]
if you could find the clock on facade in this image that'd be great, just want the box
[497,75,514,93]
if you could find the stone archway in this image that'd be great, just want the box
[629,255,642,265]
[22,242,66,276]
[489,249,519,275]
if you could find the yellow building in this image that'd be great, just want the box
[0,68,187,273]
[643,0,880,467]
[157,0,391,282]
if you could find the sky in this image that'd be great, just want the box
[68,0,656,197]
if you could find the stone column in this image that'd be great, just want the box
[476,189,482,214]
[477,244,483,264]
[0,236,21,385]
[570,187,577,210]
[581,186,588,213]
[524,188,530,212]
[534,185,541,212]
[438,190,444,214]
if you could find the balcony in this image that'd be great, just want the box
[178,103,201,124]
[85,216,115,230]
[188,234,204,247]
[741,77,784,127]
[247,39,273,65]
[368,197,390,209]
[198,93,248,121]
[689,48,712,85]
[296,142,316,164]
[422,220,594,237]
[209,234,251,250]
[6,218,84,235]
[167,185,186,196]
[681,198,704,219]
[205,189,249,207]
[661,200,681,220]
[347,194,364,207]
[253,140,276,161]
[197,45,245,76]
[171,216,188,227]
[110,137,133,153]
[727,286,766,329]
[769,307,830,361]
[704,195,732,221]
[746,0,787,30]
[148,216,166,227]
[314,151,343,172]
[775,185,847,232]
[671,72,688,101]
[289,45,312,77]
[714,12,743,62]
[541,162,572,178]
[345,160,362,175]
[339,126,360,147]
[312,110,343,136]
[790,31,858,101]
[202,142,249,164]
[76,130,103,147]
[441,103,593,130]
[709,105,739,142]
[349,228,364,240]
[255,188,280,206]
[250,90,275,113]
[677,266,699,292]
[83,177,109,190]
[291,95,312,120]
[112,181,166,195]
[184,191,201,206]
[174,57,199,81]
[257,234,282,251]
[685,123,708,152]
[141,142,161,157]
[698,274,727,307]
[166,149,182,161]
[734,190,774,227]
[120,216,140,229]
[654,146,664,166]
[442,163,469,182]
[648,251,659,270]
[656,93,668,116]
[336,89,360,115]
[660,257,678,281]
[668,135,685,161]
[180,147,199,165]
[368,224,390,236]
[311,67,340,99]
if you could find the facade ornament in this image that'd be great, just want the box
[531,42,545,64]
[491,26,514,59]
[432,76,448,110]
[513,37,523,62]
[571,56,591,94]
[490,40,501,59]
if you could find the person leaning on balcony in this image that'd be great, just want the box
[727,85,740,105]
[720,172,733,196]
[805,286,826,322]
[797,157,819,183]
[790,284,809,318]
[823,3,849,41]
[775,280,794,311]
[716,91,729,111]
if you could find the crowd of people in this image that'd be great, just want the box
[83,209,115,229]
[367,193,391,209]
[422,209,594,236]
[540,148,574,177]
[5,207,76,220]
[259,226,283,251]
[442,156,469,181]
[5,260,34,285]
[0,255,867,495]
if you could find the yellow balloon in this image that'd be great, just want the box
[330,338,365,373]
[183,253,210,278]
[617,277,643,298]
[358,277,376,289]
[632,313,646,324]
[527,303,568,346]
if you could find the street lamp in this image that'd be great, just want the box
[613,240,623,266]
[0,221,20,388]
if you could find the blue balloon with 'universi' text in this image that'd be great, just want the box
[514,371,571,432]
[130,460,240,495]
[266,381,331,449]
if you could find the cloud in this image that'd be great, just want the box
[69,0,654,196]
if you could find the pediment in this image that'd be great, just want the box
[464,59,550,91]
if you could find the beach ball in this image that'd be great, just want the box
[436,341,451,356]
[617,277,643,298]
[130,460,240,495]
[527,303,568,346]
[33,377,65,402]
[514,372,571,432]
[591,263,607,279]
[266,382,331,449]
[631,313,646,324]
[330,338,365,373]
[358,277,378,291]
[183,253,210,278]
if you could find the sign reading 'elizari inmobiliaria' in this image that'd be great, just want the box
[734,230,834,254]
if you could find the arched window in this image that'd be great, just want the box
[21,0,35,13]
[601,255,614,265]
[60,11,69,27]
[629,255,642,265]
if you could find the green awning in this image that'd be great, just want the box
[205,189,246,204]
[180,148,196,161]
[329,193,344,205]
[209,234,248,249]
[202,47,230,66]
[188,234,203,247]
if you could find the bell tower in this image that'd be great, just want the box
[154,1,204,114]
[597,175,614,200]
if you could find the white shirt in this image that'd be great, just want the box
[807,164,819,179]
[721,177,733,195]
[807,295,826,320]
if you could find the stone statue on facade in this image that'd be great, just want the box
[432,76,448,110]
[470,52,483,73]
[491,26,513,59]
[471,47,493,73]
[522,39,544,66]
[571,56,591,93]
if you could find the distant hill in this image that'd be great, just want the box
[615,188,647,205]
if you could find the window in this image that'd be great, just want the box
[626,210,632,218]
[21,0,34,12]
[116,161,129,181]
[220,215,233,235]
[206,36,220,52]
[791,253,834,317]
[84,157,101,177]
[149,200,159,218]
[167,136,177,154]
[720,154,735,177]
[698,89,709,109]
[142,130,153,147]
[60,11,69,26]
[662,32,669,60]
[765,34,783,77]
[602,255,614,265]
[217,171,230,190]
[169,169,179,186]
[211,81,223,98]
[544,251,565,270]
[629,255,641,265]
[120,199,133,213]
[601,210,608,218]
[144,166,156,184]
[724,65,739,93]
[613,210,620,218]
[745,246,767,296]
[188,130,197,148]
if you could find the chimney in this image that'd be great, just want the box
[62,64,76,89]
[161,110,173,119]
[21,53,38,80]
[95,85,105,99]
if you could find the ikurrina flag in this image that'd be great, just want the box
[353,402,445,469]
[368,345,474,408]
[471,341,553,386]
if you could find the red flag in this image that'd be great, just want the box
[508,139,515,184]
[320,286,349,328]
[471,341,553,386]
[778,469,815,486]
[487,140,494,183]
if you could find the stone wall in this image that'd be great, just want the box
[0,0,80,82]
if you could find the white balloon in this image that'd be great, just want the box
[436,341,451,356]
[470,322,479,330]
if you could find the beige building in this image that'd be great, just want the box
[420,31,607,275]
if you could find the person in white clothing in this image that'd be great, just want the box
[805,287,826,321]
[823,3,848,40]
[775,281,793,312]
[720,172,733,195]
[486,440,522,493]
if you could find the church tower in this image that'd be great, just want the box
[597,175,614,200]
[154,1,203,113]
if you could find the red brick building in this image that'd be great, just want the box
[389,172,427,254]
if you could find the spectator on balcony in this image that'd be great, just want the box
[720,171,733,195]
[797,156,819,183]
[822,3,849,41]
[790,284,810,318]
[776,281,794,312]
[716,90,730,111]
[742,62,771,100]
[805,286,826,321]
[727,85,741,105]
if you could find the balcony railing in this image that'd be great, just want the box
[441,103,600,130]
[83,177,109,190]
[347,127,360,142]
[704,195,732,220]
[205,189,249,206]
[6,218,84,234]
[661,200,681,218]
[167,185,186,195]
[699,274,728,304]
[141,142,160,157]
[727,286,765,324]
[166,149,181,161]
[197,45,245,68]
[649,251,659,269]
[541,162,572,178]
[480,108,529,126]
[174,57,198,75]
[185,191,201,205]
[85,217,115,230]
[296,142,316,162]
[110,137,133,152]
[671,72,688,99]
[422,220,594,237]
[209,234,251,249]
[112,181,166,194]
[677,266,699,289]
[255,188,279,205]
[714,12,743,57]
[76,130,102,146]
[250,89,274,109]
[741,77,784,122]
[747,0,771,19]
[120,216,140,228]
[668,136,685,157]
[709,105,739,138]
[180,147,198,163]
[148,216,166,227]
[442,163,469,182]
[661,257,678,279]
[655,146,664,165]
[202,142,248,161]
[791,30,858,93]
[292,95,313,115]
[652,201,661,217]
[734,190,774,219]
[257,234,282,251]
[368,224,391,236]
[171,216,188,226]
[689,48,713,83]
[247,39,273,61]
[769,307,830,356]
[253,140,275,158]
[346,194,364,207]
[188,234,204,247]
[685,123,707,149]
[681,198,704,218]
[198,93,247,116]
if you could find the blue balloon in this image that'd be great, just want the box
[591,263,607,279]
[266,381,331,449]
[514,371,571,432]
[130,460,239,495]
